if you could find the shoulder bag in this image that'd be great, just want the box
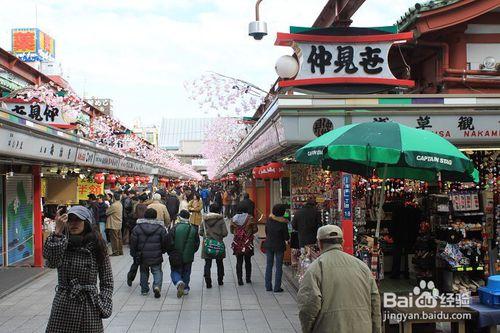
[202,220,225,258]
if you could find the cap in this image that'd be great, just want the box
[67,206,93,223]
[317,225,343,241]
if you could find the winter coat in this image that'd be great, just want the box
[166,195,180,220]
[170,218,200,264]
[222,192,230,206]
[200,189,210,201]
[87,202,99,225]
[230,213,258,256]
[147,200,171,228]
[214,192,223,208]
[105,201,122,230]
[238,198,255,216]
[130,219,168,266]
[122,197,135,227]
[298,244,381,333]
[188,199,203,226]
[291,204,322,248]
[96,202,107,223]
[43,234,113,333]
[199,213,228,259]
[179,198,189,213]
[264,214,290,253]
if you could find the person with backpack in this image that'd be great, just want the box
[200,203,228,288]
[231,205,258,285]
[168,210,200,298]
[130,208,169,298]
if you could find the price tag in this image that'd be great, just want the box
[466,267,473,271]
[477,266,484,271]
[456,267,464,271]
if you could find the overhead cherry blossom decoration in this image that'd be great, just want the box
[201,117,247,179]
[184,72,268,116]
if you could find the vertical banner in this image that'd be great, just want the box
[342,173,353,255]
[6,175,34,266]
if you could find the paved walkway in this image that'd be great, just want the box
[0,230,300,333]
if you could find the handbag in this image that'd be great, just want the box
[202,220,225,258]
[168,224,192,268]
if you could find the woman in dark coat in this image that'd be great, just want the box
[264,204,290,293]
[44,206,113,333]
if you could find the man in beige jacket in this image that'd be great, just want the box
[148,193,171,228]
[297,225,381,333]
[106,192,123,256]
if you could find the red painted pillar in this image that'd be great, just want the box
[33,165,43,267]
[264,180,271,217]
[251,178,257,217]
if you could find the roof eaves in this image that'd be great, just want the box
[396,0,463,31]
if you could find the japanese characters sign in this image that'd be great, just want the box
[275,31,414,88]
[12,28,55,62]
[4,101,89,126]
[77,178,104,201]
[342,173,352,220]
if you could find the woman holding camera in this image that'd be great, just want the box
[44,206,113,333]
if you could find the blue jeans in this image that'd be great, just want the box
[140,264,163,293]
[265,249,284,291]
[170,262,193,290]
[99,221,107,242]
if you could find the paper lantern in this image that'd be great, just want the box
[267,162,284,179]
[252,167,261,179]
[94,173,105,184]
[139,176,146,183]
[227,173,237,182]
[134,176,140,183]
[160,177,168,183]
[106,174,116,184]
[126,176,134,184]
[145,176,151,183]
[118,176,127,185]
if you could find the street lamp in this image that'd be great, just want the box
[248,0,268,40]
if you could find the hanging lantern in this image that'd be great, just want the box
[139,176,146,183]
[145,176,151,183]
[106,174,116,184]
[252,167,261,179]
[227,173,237,182]
[134,176,140,183]
[94,173,105,184]
[118,176,127,185]
[258,165,269,179]
[160,177,168,183]
[126,176,134,184]
[267,162,284,179]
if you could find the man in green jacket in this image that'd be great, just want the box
[169,210,200,298]
[297,225,381,333]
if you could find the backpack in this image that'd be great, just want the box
[231,224,254,255]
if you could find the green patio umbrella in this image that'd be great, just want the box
[295,121,479,237]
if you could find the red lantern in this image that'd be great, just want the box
[227,173,237,182]
[118,176,127,185]
[126,176,134,184]
[267,162,284,179]
[252,167,262,179]
[106,174,116,184]
[145,176,151,183]
[139,176,146,183]
[160,177,168,183]
[134,176,140,183]
[94,173,105,184]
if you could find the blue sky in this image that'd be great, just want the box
[0,0,417,126]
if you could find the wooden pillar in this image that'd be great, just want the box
[264,179,271,217]
[33,165,43,267]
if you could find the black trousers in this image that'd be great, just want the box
[236,254,252,281]
[391,245,409,278]
[204,258,224,280]
[127,259,140,282]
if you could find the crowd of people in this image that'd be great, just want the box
[43,184,381,333]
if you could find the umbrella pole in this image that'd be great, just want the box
[375,164,388,239]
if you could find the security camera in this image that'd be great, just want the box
[249,21,267,40]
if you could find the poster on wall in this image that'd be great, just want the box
[6,175,33,266]
[77,178,104,201]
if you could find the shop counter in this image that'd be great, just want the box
[467,299,500,333]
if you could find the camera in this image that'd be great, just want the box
[248,21,268,40]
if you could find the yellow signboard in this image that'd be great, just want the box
[77,178,104,201]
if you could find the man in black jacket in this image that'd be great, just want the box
[291,198,322,248]
[166,191,180,223]
[130,208,169,298]
[239,193,255,217]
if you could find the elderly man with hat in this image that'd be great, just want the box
[297,225,381,333]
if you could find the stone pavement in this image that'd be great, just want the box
[0,229,301,333]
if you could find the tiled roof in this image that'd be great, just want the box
[396,0,463,31]
[159,118,214,149]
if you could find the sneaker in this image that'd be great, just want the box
[127,272,133,287]
[154,287,161,299]
[274,288,284,293]
[141,291,149,296]
[183,289,190,296]
[176,281,185,298]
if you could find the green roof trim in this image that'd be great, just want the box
[397,0,463,31]
[289,25,398,34]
